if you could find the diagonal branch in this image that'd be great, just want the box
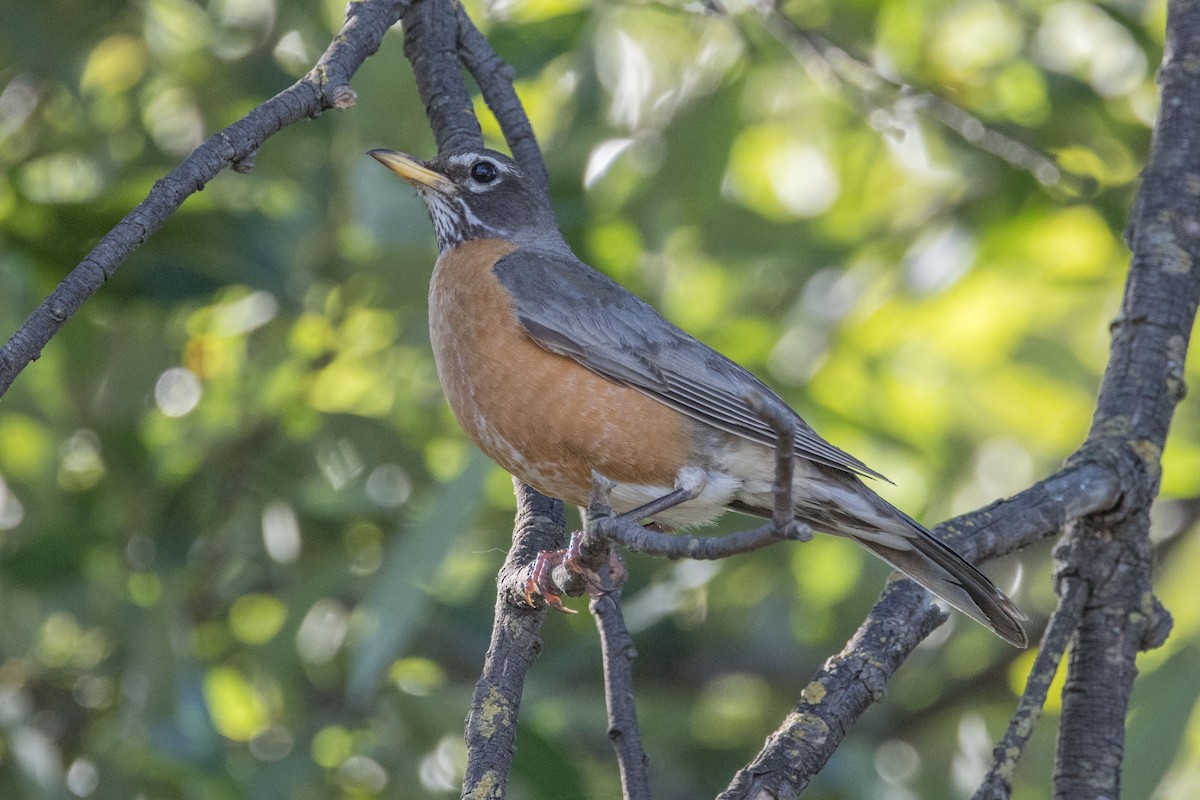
[973,577,1088,800]
[455,6,550,194]
[0,0,411,400]
[720,460,1120,798]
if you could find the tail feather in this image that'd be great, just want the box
[727,498,1028,647]
[849,515,1028,648]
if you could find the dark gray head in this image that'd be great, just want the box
[369,146,562,253]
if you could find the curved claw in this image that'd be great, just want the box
[522,532,622,613]
[523,548,578,614]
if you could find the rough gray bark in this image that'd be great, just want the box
[461,481,562,800]
[1049,1,1200,794]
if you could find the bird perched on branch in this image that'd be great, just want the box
[370,145,1027,648]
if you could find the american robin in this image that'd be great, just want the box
[370,146,1028,648]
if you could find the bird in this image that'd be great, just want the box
[369,145,1028,648]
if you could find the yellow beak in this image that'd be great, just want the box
[368,149,457,194]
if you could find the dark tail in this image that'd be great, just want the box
[728,498,1028,647]
[850,515,1028,648]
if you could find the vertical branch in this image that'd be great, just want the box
[1049,0,1200,795]
[1051,510,1164,798]
[400,6,573,794]
[462,482,564,799]
[403,0,482,150]
[973,578,1087,800]
[591,590,652,800]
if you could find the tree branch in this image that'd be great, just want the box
[392,3,577,794]
[1048,1,1200,793]
[719,459,1120,798]
[973,577,1088,800]
[722,0,1084,193]
[462,481,564,800]
[720,574,947,800]
[403,0,482,151]
[455,6,550,194]
[591,587,652,800]
[0,0,410,400]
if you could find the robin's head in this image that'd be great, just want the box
[369,146,560,253]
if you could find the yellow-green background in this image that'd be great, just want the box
[0,0,1196,797]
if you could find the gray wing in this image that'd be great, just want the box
[493,249,886,481]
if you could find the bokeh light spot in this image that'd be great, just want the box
[229,594,287,645]
[155,367,202,417]
[203,666,269,741]
[261,501,301,564]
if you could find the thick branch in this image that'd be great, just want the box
[1050,1,1200,794]
[462,482,564,800]
[403,0,483,151]
[719,459,1119,798]
[0,0,409,400]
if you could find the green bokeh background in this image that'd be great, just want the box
[1,0,1197,797]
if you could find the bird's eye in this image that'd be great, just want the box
[470,160,498,184]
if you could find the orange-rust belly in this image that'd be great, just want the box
[428,239,693,507]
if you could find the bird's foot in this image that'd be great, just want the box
[523,531,623,613]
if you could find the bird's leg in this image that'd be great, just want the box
[617,466,708,523]
[523,529,598,614]
[523,469,706,613]
[522,472,620,613]
[742,389,811,541]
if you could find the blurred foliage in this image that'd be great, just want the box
[0,0,1197,798]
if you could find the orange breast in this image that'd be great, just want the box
[428,238,694,507]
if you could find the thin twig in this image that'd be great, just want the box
[589,512,812,560]
[0,0,410,399]
[741,390,802,536]
[570,389,809,798]
[972,577,1088,800]
[718,0,1085,194]
[455,6,550,194]
[579,389,812,565]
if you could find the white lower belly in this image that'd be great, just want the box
[607,470,742,529]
